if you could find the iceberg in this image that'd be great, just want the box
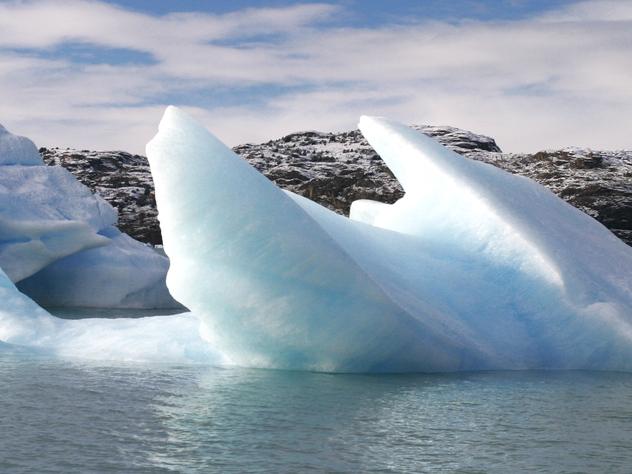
[0,123,181,309]
[147,107,632,373]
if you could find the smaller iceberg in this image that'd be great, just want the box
[0,123,180,309]
[147,107,632,373]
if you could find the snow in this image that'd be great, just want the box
[349,199,392,226]
[147,107,632,373]
[0,123,179,309]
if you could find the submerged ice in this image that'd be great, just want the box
[147,107,632,373]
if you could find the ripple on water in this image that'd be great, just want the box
[1,352,632,473]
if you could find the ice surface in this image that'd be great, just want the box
[147,107,632,373]
[0,123,180,308]
[0,262,53,344]
[0,266,213,363]
[0,165,113,282]
[349,199,392,226]
[0,124,42,166]
[17,230,179,309]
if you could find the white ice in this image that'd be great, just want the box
[147,107,632,373]
[0,123,180,309]
[0,124,42,166]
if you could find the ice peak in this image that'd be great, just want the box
[0,123,43,166]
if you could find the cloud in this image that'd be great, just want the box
[539,0,632,21]
[0,1,338,48]
[0,0,630,153]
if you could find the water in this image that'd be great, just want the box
[1,348,632,473]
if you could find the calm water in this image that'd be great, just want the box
[1,348,632,473]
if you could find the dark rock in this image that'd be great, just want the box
[40,148,160,244]
[40,126,632,248]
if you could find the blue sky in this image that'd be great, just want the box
[0,0,630,153]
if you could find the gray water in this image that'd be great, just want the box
[1,347,632,473]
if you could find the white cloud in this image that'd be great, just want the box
[0,0,630,153]
[539,0,632,21]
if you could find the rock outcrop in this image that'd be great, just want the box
[40,125,632,247]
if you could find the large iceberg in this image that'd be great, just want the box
[0,123,181,309]
[147,107,632,373]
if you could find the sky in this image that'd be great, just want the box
[0,0,630,153]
